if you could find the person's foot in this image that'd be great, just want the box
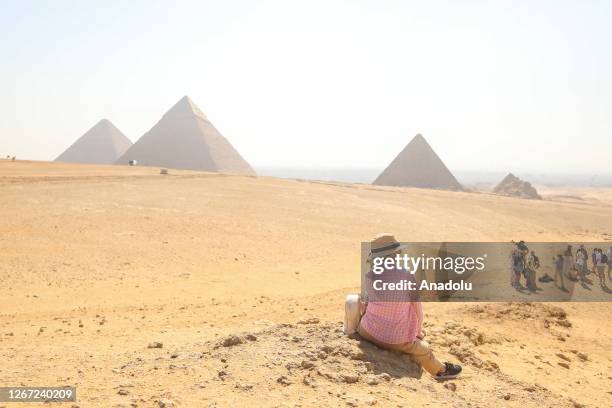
[436,362,462,380]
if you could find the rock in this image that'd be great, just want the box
[556,319,572,327]
[297,317,320,324]
[317,367,338,381]
[158,399,174,408]
[348,349,367,361]
[340,373,359,384]
[365,375,380,385]
[558,362,570,369]
[245,334,257,341]
[320,345,334,353]
[377,373,391,381]
[117,389,129,395]
[302,374,317,388]
[218,370,228,379]
[577,352,588,361]
[234,383,253,391]
[556,353,571,362]
[222,335,243,347]
[170,352,179,359]
[502,393,511,400]
[569,398,585,408]
[444,382,456,392]
[148,342,163,349]
[300,360,315,369]
[277,375,292,386]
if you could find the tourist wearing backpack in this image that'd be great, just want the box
[595,249,606,287]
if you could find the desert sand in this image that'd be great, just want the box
[1,160,611,408]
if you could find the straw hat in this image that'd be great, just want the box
[368,233,405,260]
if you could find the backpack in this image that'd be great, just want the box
[602,254,609,264]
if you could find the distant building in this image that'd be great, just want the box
[373,134,463,191]
[55,119,132,165]
[115,96,255,175]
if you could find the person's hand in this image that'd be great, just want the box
[417,329,426,340]
[359,301,367,316]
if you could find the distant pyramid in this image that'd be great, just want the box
[373,134,463,190]
[493,173,541,199]
[115,96,255,175]
[55,119,132,165]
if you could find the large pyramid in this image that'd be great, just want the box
[373,134,463,190]
[115,96,255,175]
[55,119,132,165]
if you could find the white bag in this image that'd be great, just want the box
[343,294,361,335]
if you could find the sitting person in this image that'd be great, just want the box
[358,234,462,380]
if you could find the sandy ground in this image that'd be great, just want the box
[0,160,611,408]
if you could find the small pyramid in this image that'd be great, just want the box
[55,119,132,164]
[493,173,541,199]
[373,134,463,190]
[115,96,255,175]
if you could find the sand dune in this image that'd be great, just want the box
[1,160,611,407]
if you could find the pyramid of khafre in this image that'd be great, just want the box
[55,119,132,164]
[373,134,463,190]
[115,96,255,175]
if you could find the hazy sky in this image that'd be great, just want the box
[1,0,611,174]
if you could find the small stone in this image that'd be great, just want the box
[277,375,292,386]
[222,336,243,347]
[302,375,317,387]
[245,334,257,341]
[170,352,179,359]
[301,360,315,369]
[148,342,163,349]
[365,375,380,385]
[158,399,174,408]
[503,393,511,400]
[117,389,129,396]
[558,362,570,369]
[377,373,391,381]
[340,373,359,384]
[576,352,588,361]
[444,382,456,392]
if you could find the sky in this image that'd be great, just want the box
[1,0,611,175]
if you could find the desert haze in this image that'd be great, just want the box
[1,160,611,408]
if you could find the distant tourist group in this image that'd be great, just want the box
[511,241,612,291]
[557,244,611,289]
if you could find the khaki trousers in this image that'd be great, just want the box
[358,324,445,376]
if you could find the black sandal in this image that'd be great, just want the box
[436,362,462,380]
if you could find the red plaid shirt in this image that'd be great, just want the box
[360,301,423,344]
